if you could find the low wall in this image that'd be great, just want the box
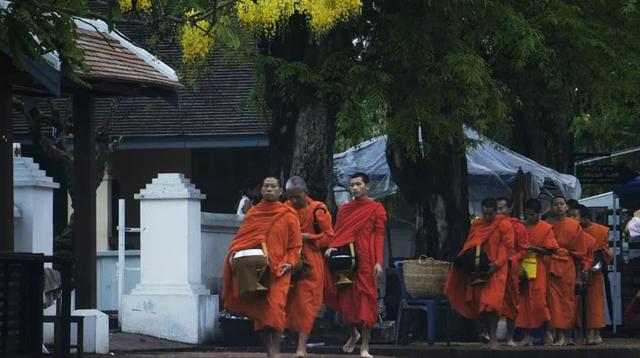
[201,213,242,294]
[96,250,140,311]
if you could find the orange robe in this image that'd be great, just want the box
[516,221,559,329]
[546,217,588,329]
[445,215,514,319]
[578,223,612,329]
[222,200,302,332]
[285,198,334,333]
[329,199,386,328]
[501,217,529,320]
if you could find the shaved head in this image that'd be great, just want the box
[285,176,308,192]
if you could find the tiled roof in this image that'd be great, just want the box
[13,15,268,140]
[71,18,180,91]
[75,28,177,89]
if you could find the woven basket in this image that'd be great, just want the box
[403,256,451,299]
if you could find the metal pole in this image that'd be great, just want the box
[118,199,125,327]
[612,193,618,333]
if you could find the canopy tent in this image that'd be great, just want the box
[333,129,581,214]
[465,127,581,213]
[614,176,640,210]
[579,191,619,209]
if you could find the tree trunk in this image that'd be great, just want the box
[260,16,347,211]
[387,139,470,259]
[289,92,337,211]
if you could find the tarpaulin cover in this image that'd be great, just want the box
[333,136,398,199]
[465,127,581,213]
[333,129,581,213]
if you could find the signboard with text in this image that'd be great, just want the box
[577,165,638,185]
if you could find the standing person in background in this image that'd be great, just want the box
[285,176,334,358]
[325,172,387,358]
[237,180,261,217]
[626,209,640,240]
[516,199,559,346]
[496,197,529,347]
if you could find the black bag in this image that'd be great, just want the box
[291,254,312,282]
[328,243,356,273]
[454,245,490,274]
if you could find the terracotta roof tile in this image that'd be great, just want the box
[75,29,178,88]
[12,8,266,141]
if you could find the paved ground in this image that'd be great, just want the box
[84,332,640,358]
[90,353,395,357]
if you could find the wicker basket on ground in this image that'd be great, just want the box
[402,255,451,299]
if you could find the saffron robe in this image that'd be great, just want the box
[501,217,529,320]
[328,199,386,328]
[285,198,334,333]
[578,223,612,329]
[515,221,559,329]
[546,217,588,330]
[445,215,514,319]
[222,200,302,332]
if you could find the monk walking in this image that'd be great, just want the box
[222,177,302,358]
[285,176,334,358]
[576,205,612,345]
[496,197,529,346]
[545,196,589,346]
[325,172,387,358]
[445,197,514,349]
[516,199,559,346]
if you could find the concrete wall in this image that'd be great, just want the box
[96,250,140,311]
[201,213,242,294]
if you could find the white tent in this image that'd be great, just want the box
[465,128,581,214]
[579,192,619,209]
[333,130,581,214]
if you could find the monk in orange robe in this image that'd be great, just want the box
[576,205,613,345]
[325,172,386,358]
[496,197,529,346]
[222,177,302,358]
[445,197,514,349]
[284,176,334,358]
[516,199,559,346]
[545,196,589,346]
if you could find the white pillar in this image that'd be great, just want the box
[96,170,112,251]
[121,173,217,344]
[13,157,59,255]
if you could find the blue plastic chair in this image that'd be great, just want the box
[394,260,451,346]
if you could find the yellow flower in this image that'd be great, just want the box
[236,0,361,37]
[181,9,215,63]
[119,0,152,13]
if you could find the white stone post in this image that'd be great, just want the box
[121,173,217,344]
[13,157,59,255]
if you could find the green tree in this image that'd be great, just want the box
[493,1,640,173]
